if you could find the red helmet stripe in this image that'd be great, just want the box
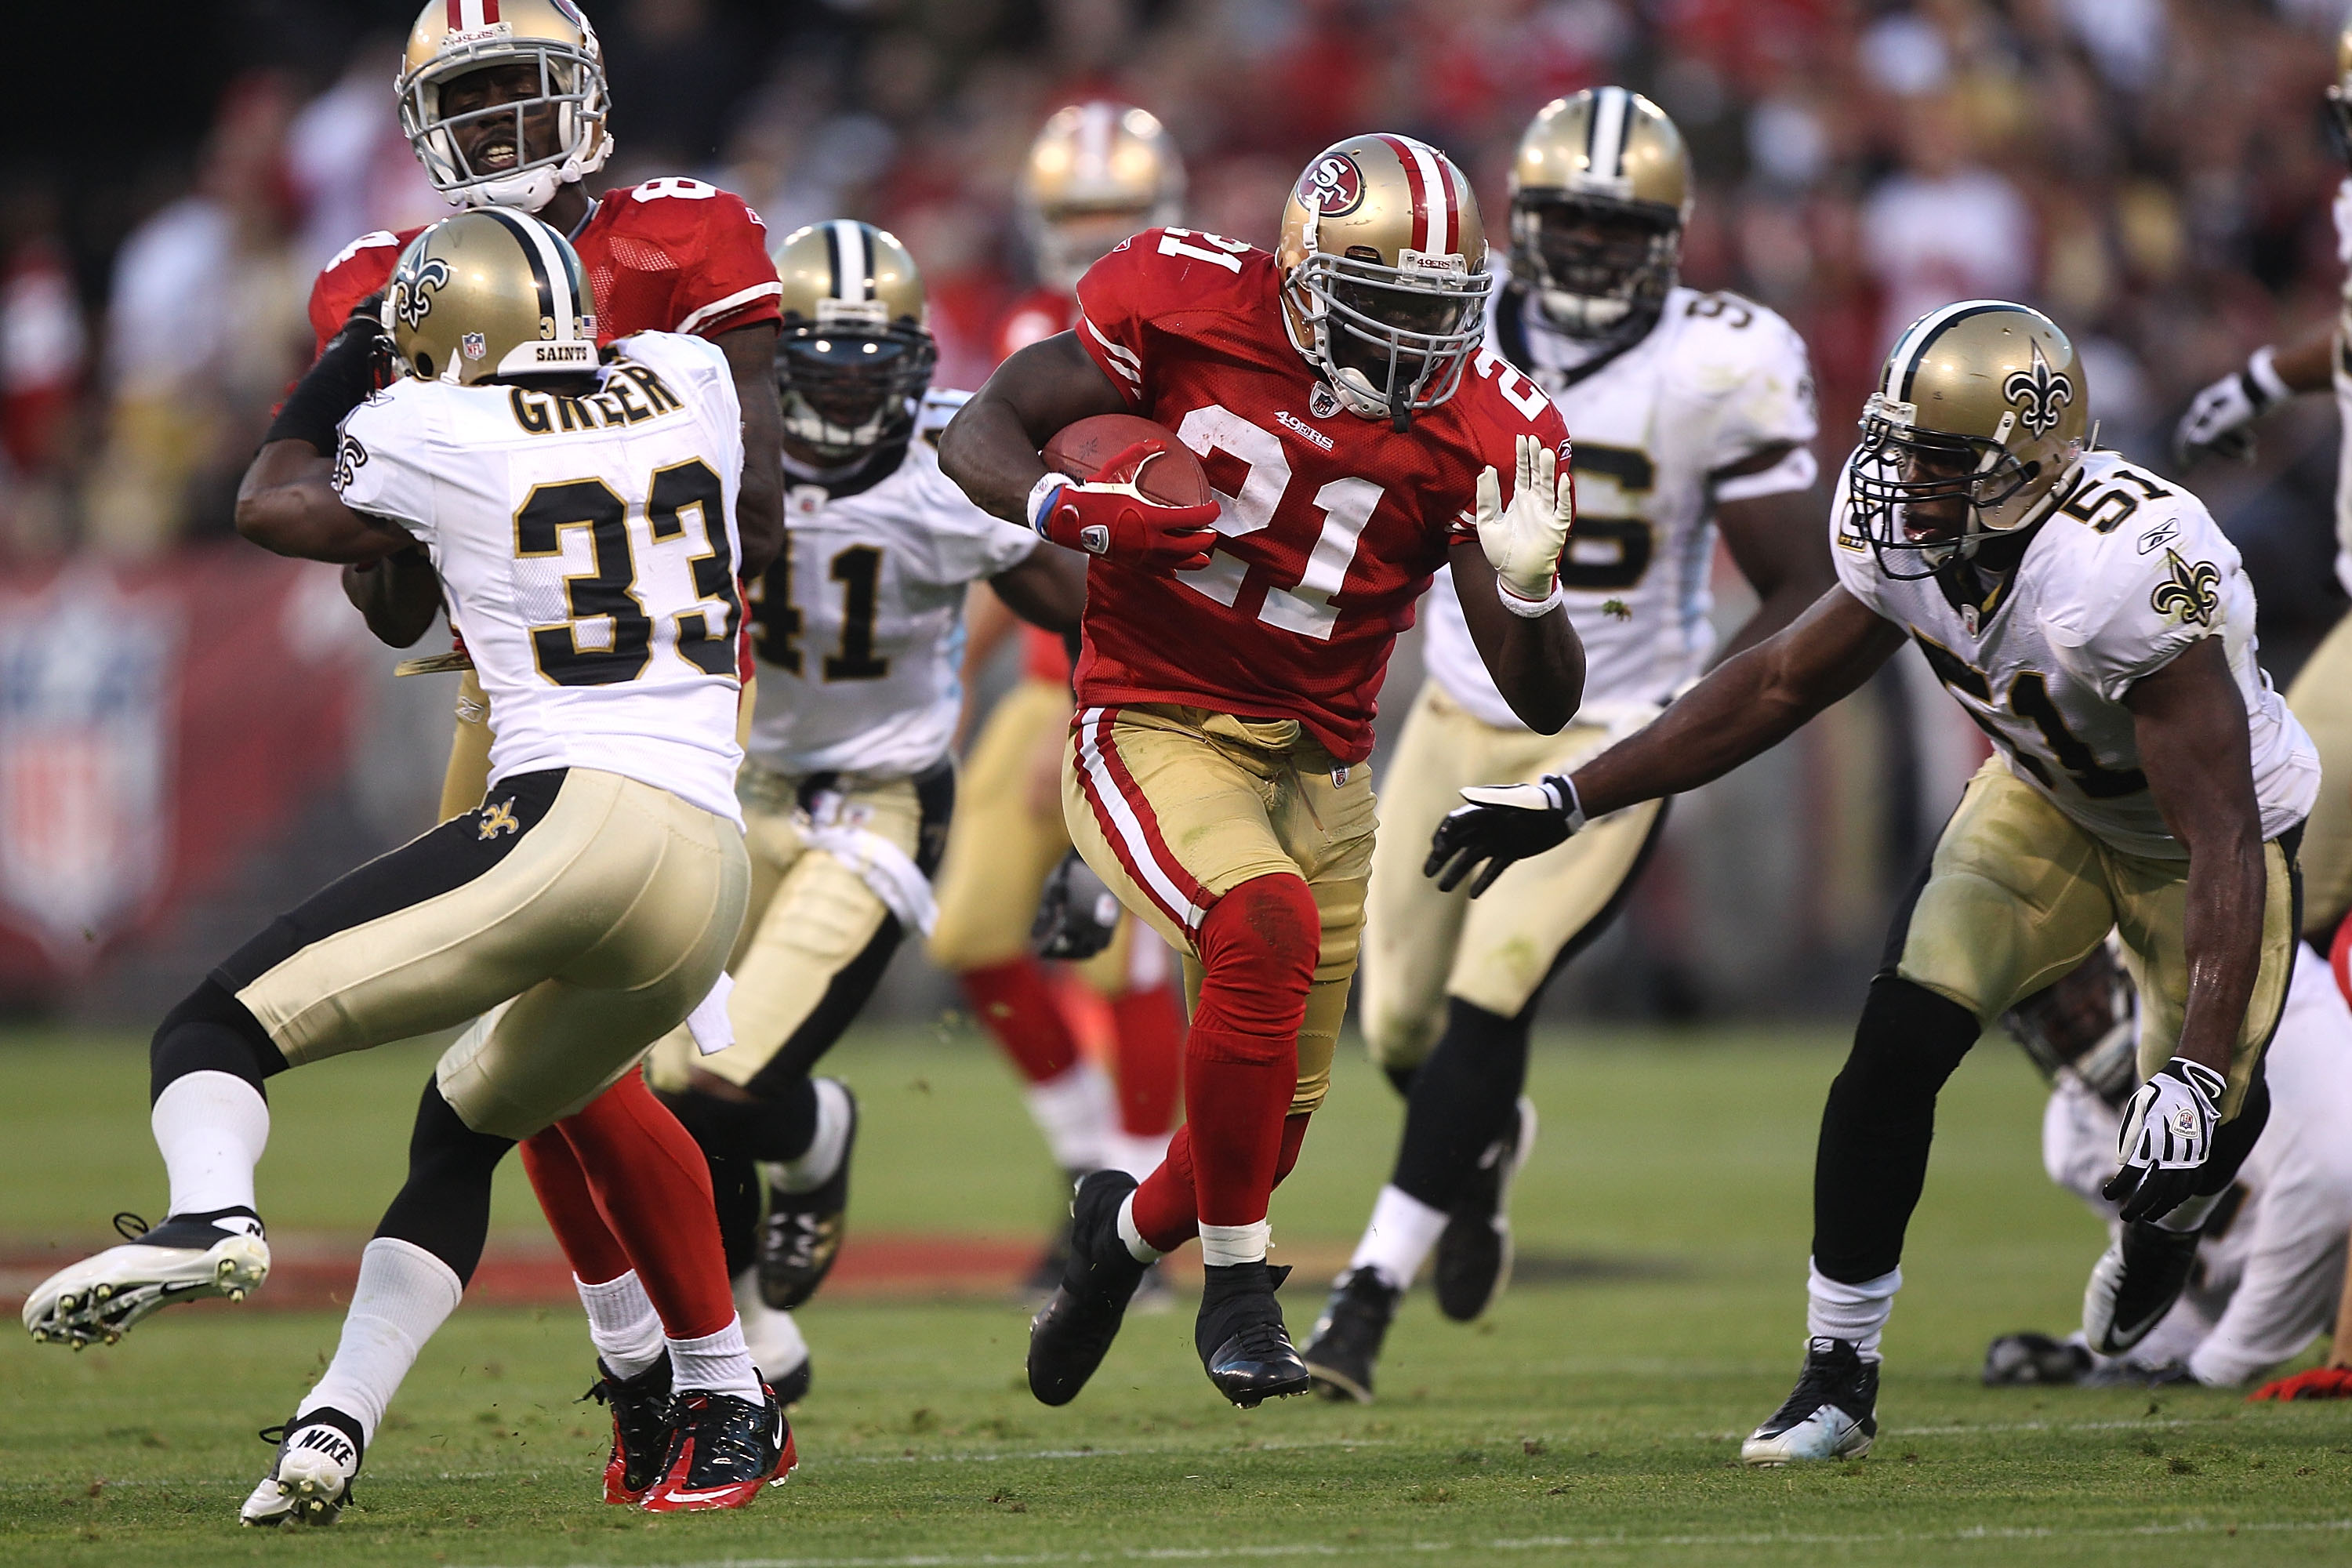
[447,0,463,26]
[482,0,500,20]
[1375,134,1430,252]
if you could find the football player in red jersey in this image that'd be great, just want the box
[307,0,799,1504]
[942,132,1585,1407]
[932,102,1191,1290]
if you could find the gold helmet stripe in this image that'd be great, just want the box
[1587,85,1632,187]
[1374,133,1457,256]
[1887,298,2012,403]
[827,218,871,304]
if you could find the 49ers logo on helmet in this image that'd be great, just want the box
[1298,154,1365,218]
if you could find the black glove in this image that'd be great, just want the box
[1032,849,1121,960]
[265,292,392,456]
[1424,772,1584,898]
[2102,1056,2226,1223]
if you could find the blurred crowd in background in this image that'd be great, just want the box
[3,0,2349,1019]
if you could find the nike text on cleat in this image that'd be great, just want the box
[757,1082,859,1310]
[1982,1331,2091,1387]
[1433,1096,1536,1323]
[24,1210,270,1348]
[1026,1170,1148,1406]
[1196,1261,1312,1408]
[240,1407,365,1527]
[2083,1220,2202,1355]
[640,1386,793,1512]
[1742,1338,1879,1466]
[1302,1266,1399,1404]
[583,1355,674,1504]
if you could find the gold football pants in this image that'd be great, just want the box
[1896,757,2298,1116]
[649,762,953,1094]
[1061,703,1376,1116]
[1359,681,1664,1073]
[2286,608,2352,938]
[223,768,749,1139]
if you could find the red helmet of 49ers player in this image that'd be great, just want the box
[1277,134,1491,431]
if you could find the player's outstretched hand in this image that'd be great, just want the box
[1030,440,1219,572]
[2248,1366,2352,1402]
[1425,772,1581,898]
[1474,434,1573,612]
[2173,351,2283,467]
[2101,1056,2226,1223]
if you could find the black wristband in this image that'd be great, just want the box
[266,316,390,456]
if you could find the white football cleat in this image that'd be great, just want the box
[1740,1338,1879,1466]
[241,1409,365,1527]
[24,1211,269,1348]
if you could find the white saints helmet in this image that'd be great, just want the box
[397,0,614,214]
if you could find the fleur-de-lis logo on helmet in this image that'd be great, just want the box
[2150,547,2221,629]
[2001,339,2075,439]
[389,256,452,330]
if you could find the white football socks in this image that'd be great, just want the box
[771,1078,855,1196]
[1104,1127,1173,1183]
[151,1071,270,1221]
[1116,1191,1166,1264]
[667,1316,764,1403]
[1023,1062,1116,1174]
[731,1265,809,1380]
[297,1238,463,1445]
[1806,1260,1901,1362]
[575,1270,664,1380]
[1200,1219,1272,1269]
[1347,1184,1450,1294]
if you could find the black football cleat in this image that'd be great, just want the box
[584,1356,674,1504]
[2083,1221,2202,1355]
[1196,1261,1312,1408]
[1433,1097,1536,1323]
[1302,1266,1400,1404]
[757,1081,859,1310]
[1026,1170,1148,1406]
[640,1386,794,1512]
[239,1407,365,1526]
[1742,1338,1878,1465]
[1982,1331,2091,1387]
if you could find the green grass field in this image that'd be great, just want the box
[4,1021,2350,1567]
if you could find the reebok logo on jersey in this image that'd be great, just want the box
[1274,410,1335,452]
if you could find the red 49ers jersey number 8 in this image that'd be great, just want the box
[1071,227,1568,765]
[307,179,782,354]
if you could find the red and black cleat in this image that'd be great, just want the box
[584,1356,674,1505]
[640,1385,795,1512]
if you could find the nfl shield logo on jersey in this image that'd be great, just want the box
[0,570,176,968]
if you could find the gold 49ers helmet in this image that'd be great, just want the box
[397,0,612,213]
[381,209,597,385]
[1846,301,2088,579]
[1021,102,1186,295]
[1278,133,1490,430]
[772,220,937,463]
[1508,87,1692,341]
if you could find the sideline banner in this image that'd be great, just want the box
[0,547,370,1001]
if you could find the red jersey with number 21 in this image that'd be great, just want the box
[1070,227,1569,764]
[306,178,782,355]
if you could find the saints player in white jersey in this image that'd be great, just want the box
[1303,89,1830,1403]
[1429,300,2319,1465]
[2173,20,2352,958]
[639,221,1085,1377]
[21,211,794,1518]
[1983,941,2352,1391]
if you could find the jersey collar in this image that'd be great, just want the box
[1497,281,1650,394]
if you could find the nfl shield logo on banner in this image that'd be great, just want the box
[0,569,177,968]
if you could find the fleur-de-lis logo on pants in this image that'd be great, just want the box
[2150,548,2220,629]
[477,799,520,840]
[2002,340,2074,438]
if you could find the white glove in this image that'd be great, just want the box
[2173,347,2288,466]
[1475,434,1573,614]
[2102,1056,2227,1223]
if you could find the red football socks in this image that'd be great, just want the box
[520,1125,631,1283]
[1109,982,1184,1135]
[963,956,1082,1084]
[1131,1113,1313,1253]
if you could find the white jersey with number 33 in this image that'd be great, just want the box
[1831,448,2318,859]
[1421,283,1820,728]
[331,331,748,825]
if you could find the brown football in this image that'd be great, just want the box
[1042,414,1213,506]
